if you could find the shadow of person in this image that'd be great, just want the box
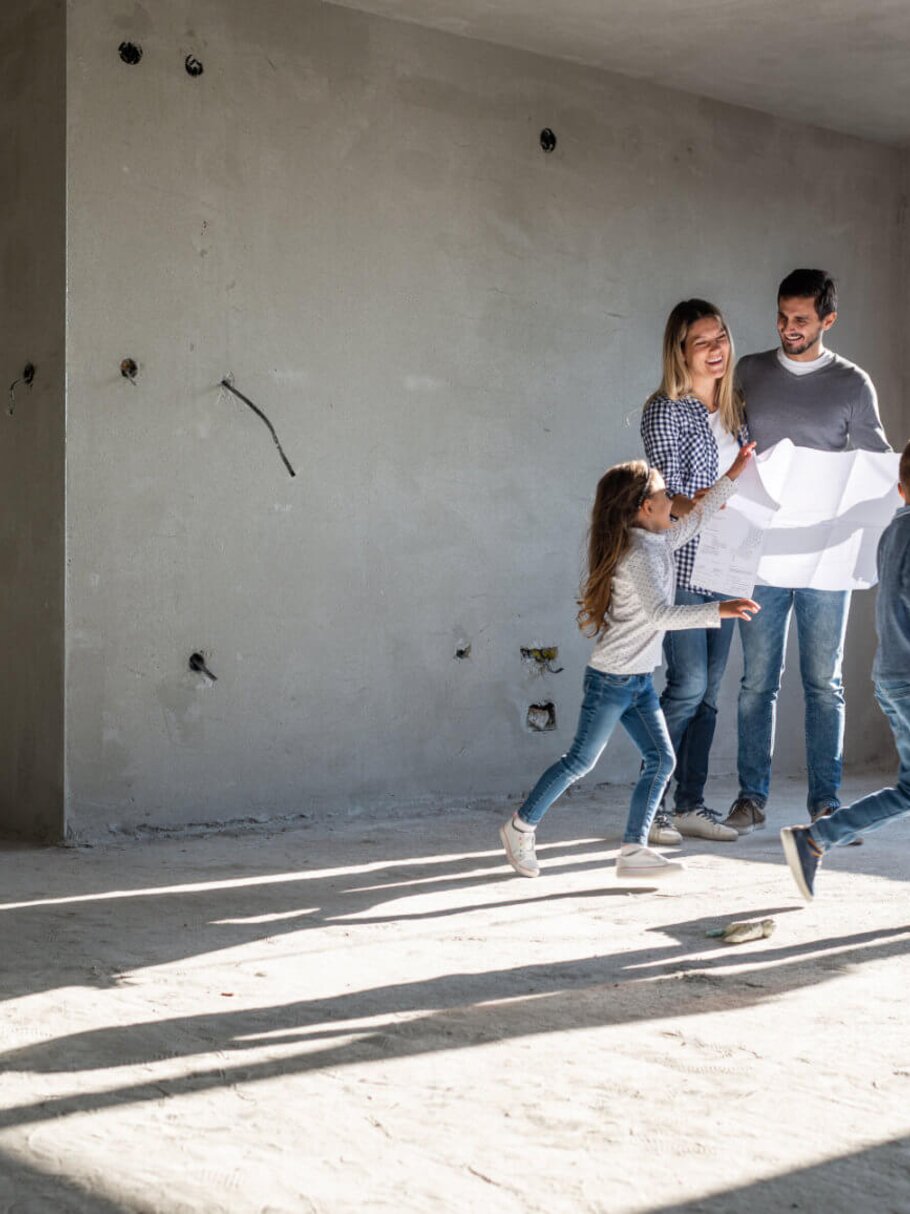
[4,921,909,1087]
[0,829,640,1006]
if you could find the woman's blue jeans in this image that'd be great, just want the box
[737,586,850,812]
[517,667,675,844]
[811,678,910,850]
[660,588,736,811]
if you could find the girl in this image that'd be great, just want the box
[641,299,750,847]
[500,447,758,879]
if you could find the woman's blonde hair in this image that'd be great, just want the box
[577,460,656,638]
[650,298,744,434]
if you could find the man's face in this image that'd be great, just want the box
[777,295,837,358]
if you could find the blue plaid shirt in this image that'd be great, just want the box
[640,394,749,592]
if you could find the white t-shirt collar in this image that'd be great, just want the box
[776,348,834,377]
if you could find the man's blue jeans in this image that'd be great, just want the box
[811,679,910,849]
[518,667,675,844]
[661,588,736,811]
[738,585,850,812]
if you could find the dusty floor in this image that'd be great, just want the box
[1,774,910,1213]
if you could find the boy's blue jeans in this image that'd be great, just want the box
[738,586,850,813]
[518,667,675,844]
[661,588,736,811]
[811,679,910,850]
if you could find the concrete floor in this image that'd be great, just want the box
[1,774,909,1213]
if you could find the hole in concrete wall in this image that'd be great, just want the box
[527,702,556,732]
[118,42,143,65]
[539,128,557,153]
[454,644,471,660]
[120,358,138,382]
[188,652,217,682]
[521,647,564,674]
[185,54,204,77]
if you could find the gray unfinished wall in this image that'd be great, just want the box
[62,0,908,836]
[0,1,66,840]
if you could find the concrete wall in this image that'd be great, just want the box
[0,1,66,840]
[63,0,909,836]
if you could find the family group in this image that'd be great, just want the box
[499,269,910,900]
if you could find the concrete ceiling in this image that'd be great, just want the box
[333,0,910,147]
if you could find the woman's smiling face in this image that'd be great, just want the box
[682,315,729,382]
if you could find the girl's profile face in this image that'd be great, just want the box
[637,472,674,532]
[682,315,729,382]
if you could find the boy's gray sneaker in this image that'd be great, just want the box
[499,816,540,878]
[723,797,767,835]
[780,825,822,901]
[674,806,738,841]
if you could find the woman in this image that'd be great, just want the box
[640,299,749,845]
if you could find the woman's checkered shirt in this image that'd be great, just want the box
[640,393,749,592]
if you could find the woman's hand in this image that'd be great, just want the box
[726,441,757,481]
[719,598,761,621]
[670,493,696,517]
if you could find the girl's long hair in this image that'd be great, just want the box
[577,460,655,638]
[648,298,745,434]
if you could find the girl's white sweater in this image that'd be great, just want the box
[588,476,736,676]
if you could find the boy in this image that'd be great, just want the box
[781,438,910,899]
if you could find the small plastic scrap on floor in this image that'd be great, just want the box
[705,917,776,944]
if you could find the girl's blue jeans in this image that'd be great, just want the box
[517,666,675,844]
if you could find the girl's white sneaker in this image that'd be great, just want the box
[616,844,685,878]
[499,816,540,878]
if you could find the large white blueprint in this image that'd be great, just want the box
[690,439,901,594]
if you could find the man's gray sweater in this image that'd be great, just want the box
[736,349,890,453]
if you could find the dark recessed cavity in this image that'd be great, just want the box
[189,652,217,681]
[527,702,557,732]
[185,54,204,77]
[120,358,138,381]
[454,645,472,660]
[539,128,557,153]
[119,41,143,65]
[521,646,564,674]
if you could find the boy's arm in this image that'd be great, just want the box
[667,475,736,551]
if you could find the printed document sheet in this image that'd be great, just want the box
[690,439,900,594]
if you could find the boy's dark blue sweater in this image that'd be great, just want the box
[873,505,910,681]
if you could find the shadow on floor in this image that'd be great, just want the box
[646,1132,910,1213]
[1,915,909,1136]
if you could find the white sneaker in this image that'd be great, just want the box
[648,810,682,846]
[616,845,684,878]
[674,806,738,842]
[499,816,540,878]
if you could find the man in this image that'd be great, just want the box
[724,269,891,835]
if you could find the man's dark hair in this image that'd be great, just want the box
[777,269,837,319]
[899,439,910,495]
